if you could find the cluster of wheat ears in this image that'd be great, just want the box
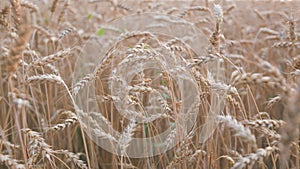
[0,0,300,169]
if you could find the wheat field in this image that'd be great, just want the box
[0,0,300,169]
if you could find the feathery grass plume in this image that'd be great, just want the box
[0,154,25,169]
[28,48,71,68]
[217,115,256,145]
[231,146,277,169]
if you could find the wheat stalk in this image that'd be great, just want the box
[118,118,137,156]
[58,27,74,39]
[22,128,53,167]
[218,115,256,145]
[0,154,25,169]
[20,0,38,12]
[28,48,71,68]
[26,74,64,85]
[231,146,277,169]
[57,0,69,24]
[47,110,78,132]
[55,150,88,169]
[10,0,21,26]
[244,119,286,129]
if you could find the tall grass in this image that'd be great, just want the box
[0,0,299,169]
